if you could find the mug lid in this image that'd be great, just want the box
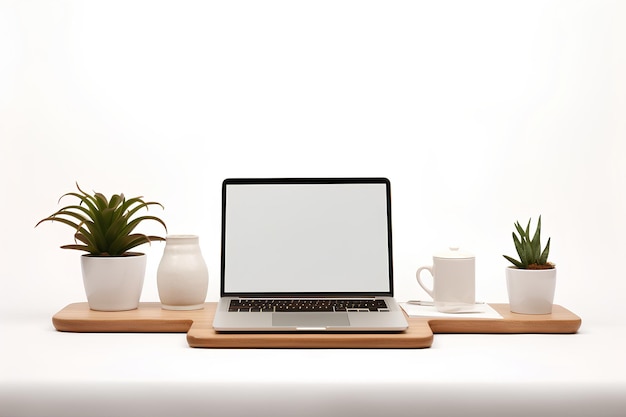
[434,247,474,259]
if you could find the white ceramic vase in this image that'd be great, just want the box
[157,235,208,310]
[506,267,556,314]
[81,253,146,311]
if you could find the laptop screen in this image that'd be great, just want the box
[221,178,393,297]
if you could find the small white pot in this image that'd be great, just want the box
[506,266,556,314]
[81,253,146,311]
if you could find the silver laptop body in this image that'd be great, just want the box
[212,178,408,332]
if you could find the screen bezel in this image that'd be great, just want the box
[220,177,394,298]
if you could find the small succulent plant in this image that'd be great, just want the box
[503,216,554,269]
[36,183,167,256]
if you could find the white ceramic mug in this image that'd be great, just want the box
[416,247,475,313]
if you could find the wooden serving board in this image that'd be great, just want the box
[52,302,581,349]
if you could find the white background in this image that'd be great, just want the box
[1,0,625,327]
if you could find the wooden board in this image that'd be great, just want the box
[427,304,582,334]
[52,302,581,349]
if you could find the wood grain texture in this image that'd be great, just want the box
[185,304,433,348]
[427,304,582,334]
[52,302,581,349]
[52,302,195,333]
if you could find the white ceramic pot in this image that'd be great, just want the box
[81,253,146,311]
[157,235,208,310]
[506,267,556,314]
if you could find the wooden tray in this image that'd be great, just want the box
[52,302,581,349]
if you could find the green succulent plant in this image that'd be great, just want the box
[503,216,553,269]
[36,183,167,256]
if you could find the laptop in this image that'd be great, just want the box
[212,177,408,332]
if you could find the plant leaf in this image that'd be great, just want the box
[539,237,551,264]
[35,215,87,235]
[514,221,525,239]
[126,215,168,235]
[512,232,522,254]
[503,255,524,268]
[113,234,155,255]
[108,193,124,209]
[126,200,165,220]
[60,244,92,252]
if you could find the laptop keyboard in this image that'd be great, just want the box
[229,299,389,312]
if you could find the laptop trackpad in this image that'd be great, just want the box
[272,313,350,328]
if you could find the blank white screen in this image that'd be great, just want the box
[223,182,391,294]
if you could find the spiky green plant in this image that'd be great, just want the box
[503,216,553,269]
[36,183,167,256]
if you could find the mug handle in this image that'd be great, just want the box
[416,266,434,298]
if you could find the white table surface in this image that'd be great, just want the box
[2,305,626,417]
